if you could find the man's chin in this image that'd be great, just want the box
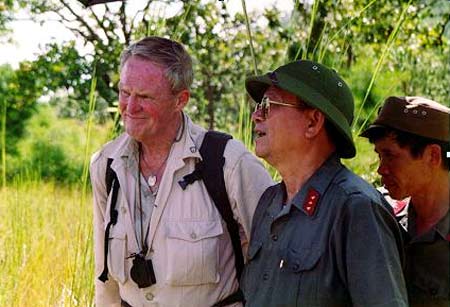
[254,147,267,159]
[385,186,406,201]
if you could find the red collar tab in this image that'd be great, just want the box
[393,200,408,215]
[303,188,320,216]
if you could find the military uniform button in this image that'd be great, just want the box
[145,293,154,301]
[263,273,269,280]
[430,288,438,296]
[293,264,300,271]
[271,234,278,241]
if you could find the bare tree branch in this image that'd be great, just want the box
[88,6,112,43]
[119,1,130,45]
[437,13,450,46]
[60,0,103,44]
[132,0,153,30]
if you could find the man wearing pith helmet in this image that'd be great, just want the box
[361,96,449,306]
[240,60,408,306]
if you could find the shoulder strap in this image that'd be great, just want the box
[105,158,115,195]
[98,158,120,283]
[179,131,244,280]
[200,132,244,280]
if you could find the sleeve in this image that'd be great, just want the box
[223,140,274,258]
[334,195,408,307]
[90,151,121,306]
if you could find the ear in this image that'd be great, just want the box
[304,109,325,139]
[425,144,442,168]
[174,89,190,111]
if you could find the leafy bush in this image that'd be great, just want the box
[7,104,111,184]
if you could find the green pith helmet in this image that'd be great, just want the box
[246,60,356,158]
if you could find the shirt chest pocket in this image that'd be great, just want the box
[165,220,223,286]
[108,225,128,284]
[280,246,324,302]
[283,247,322,273]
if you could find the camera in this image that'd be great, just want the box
[130,254,156,288]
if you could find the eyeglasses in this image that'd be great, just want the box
[254,96,301,119]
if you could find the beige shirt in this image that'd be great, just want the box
[90,115,273,307]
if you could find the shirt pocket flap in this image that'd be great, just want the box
[286,247,322,273]
[247,241,263,260]
[109,224,126,239]
[167,220,223,242]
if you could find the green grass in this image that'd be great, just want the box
[0,181,94,306]
[0,99,110,306]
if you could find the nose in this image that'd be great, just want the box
[377,161,389,176]
[251,108,264,123]
[127,95,141,113]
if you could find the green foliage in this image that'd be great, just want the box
[343,136,380,186]
[12,0,447,133]
[0,0,15,33]
[31,42,112,121]
[6,104,111,184]
[0,64,41,154]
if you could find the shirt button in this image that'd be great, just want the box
[263,273,269,280]
[430,288,438,296]
[121,207,127,214]
[190,232,197,240]
[271,234,278,241]
[293,264,300,271]
[145,293,154,301]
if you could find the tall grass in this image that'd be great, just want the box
[0,78,109,306]
[0,181,94,306]
[353,0,413,131]
[1,99,6,189]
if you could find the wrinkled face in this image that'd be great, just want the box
[252,85,306,165]
[374,134,429,200]
[118,56,181,143]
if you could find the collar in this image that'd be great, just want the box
[107,113,203,171]
[408,206,450,242]
[289,154,343,217]
[174,113,203,161]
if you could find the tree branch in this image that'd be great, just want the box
[437,13,450,46]
[88,6,111,43]
[119,1,130,45]
[132,0,153,30]
[60,0,103,44]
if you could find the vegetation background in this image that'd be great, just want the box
[0,0,449,305]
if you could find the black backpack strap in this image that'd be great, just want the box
[179,131,245,284]
[98,158,120,282]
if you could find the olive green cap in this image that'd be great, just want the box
[361,96,450,142]
[245,60,356,158]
